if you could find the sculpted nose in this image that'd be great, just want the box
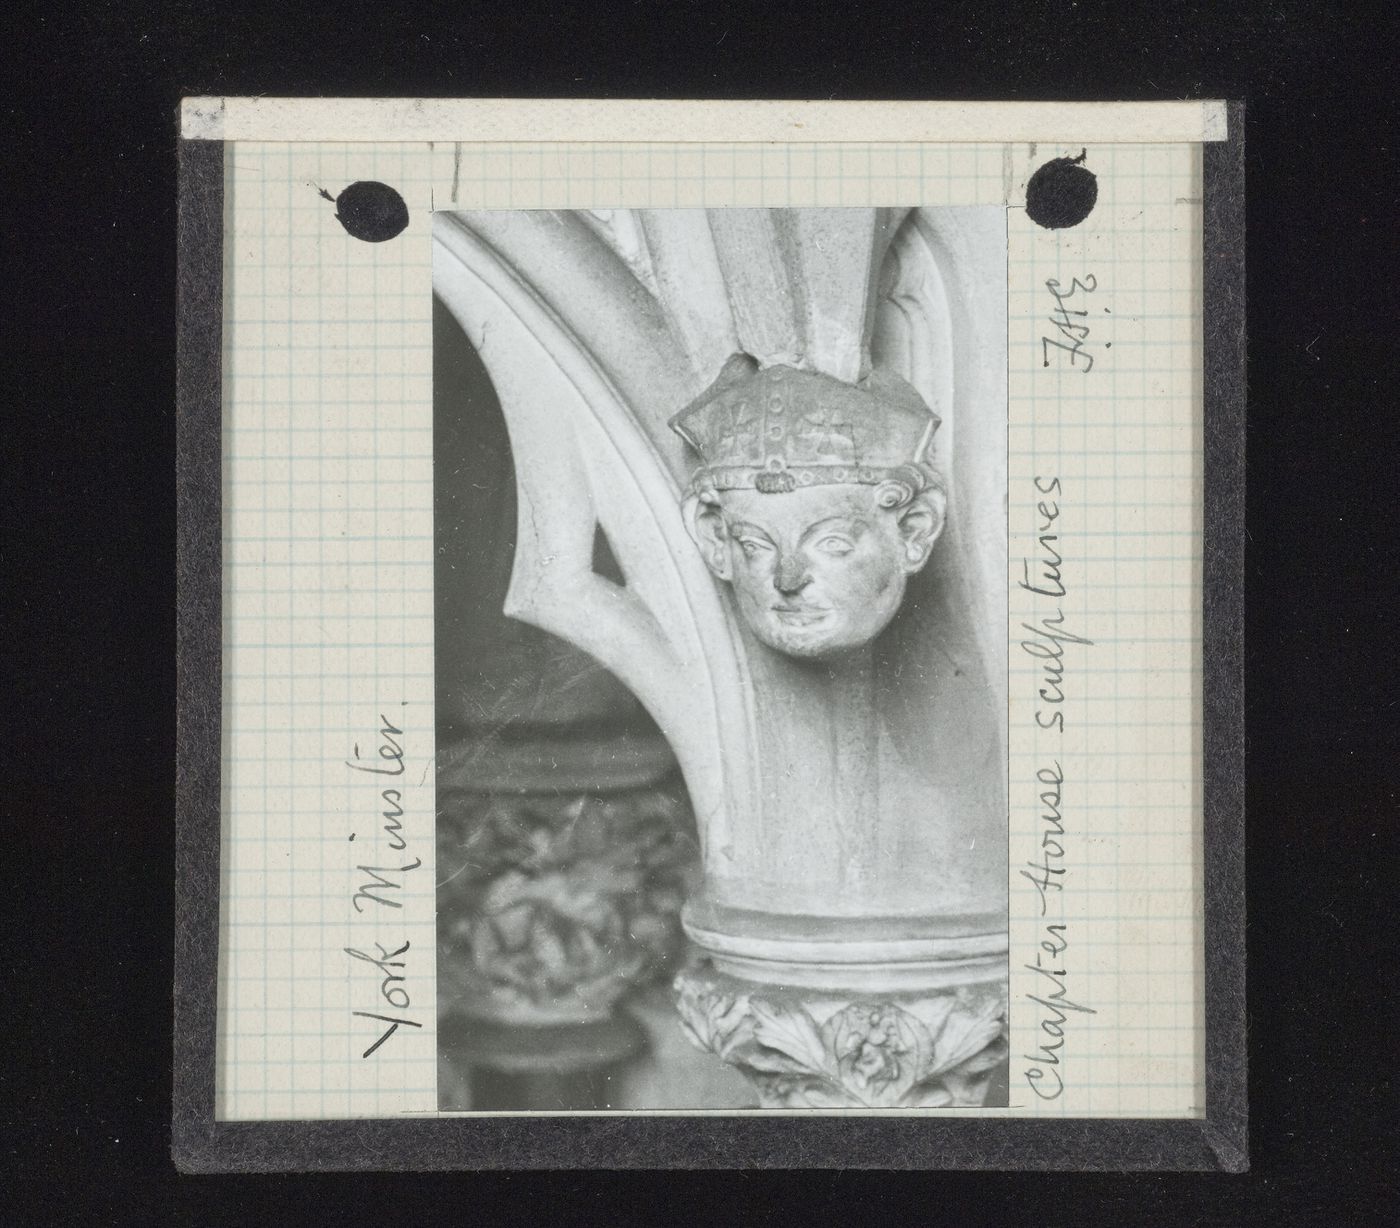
[774,552,812,594]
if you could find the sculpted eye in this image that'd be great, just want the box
[815,536,854,556]
[739,539,771,558]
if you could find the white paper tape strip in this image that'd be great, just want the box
[181,97,1228,144]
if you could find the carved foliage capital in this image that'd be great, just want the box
[674,964,1008,1108]
[438,782,696,1024]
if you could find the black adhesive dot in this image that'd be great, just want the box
[1025,151,1098,230]
[326,181,409,242]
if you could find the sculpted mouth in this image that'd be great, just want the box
[772,606,830,627]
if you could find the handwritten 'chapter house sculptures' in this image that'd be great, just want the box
[671,354,947,660]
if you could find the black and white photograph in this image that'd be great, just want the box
[431,207,1010,1110]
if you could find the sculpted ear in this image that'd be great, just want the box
[682,492,732,581]
[896,488,946,573]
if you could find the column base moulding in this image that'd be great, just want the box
[438,1011,649,1076]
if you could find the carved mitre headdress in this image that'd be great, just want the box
[669,353,941,496]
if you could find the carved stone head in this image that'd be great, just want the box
[671,354,946,660]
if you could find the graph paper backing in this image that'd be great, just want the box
[196,135,1219,1134]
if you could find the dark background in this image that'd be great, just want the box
[7,0,1395,1222]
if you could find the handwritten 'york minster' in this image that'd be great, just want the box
[345,710,421,913]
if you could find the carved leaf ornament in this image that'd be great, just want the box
[438,786,695,1021]
[676,973,1008,1108]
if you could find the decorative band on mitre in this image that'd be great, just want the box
[687,461,929,497]
[668,354,941,496]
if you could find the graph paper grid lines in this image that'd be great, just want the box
[215,140,1204,1120]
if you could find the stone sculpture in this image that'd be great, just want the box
[671,354,946,660]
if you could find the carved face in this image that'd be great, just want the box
[684,482,945,660]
